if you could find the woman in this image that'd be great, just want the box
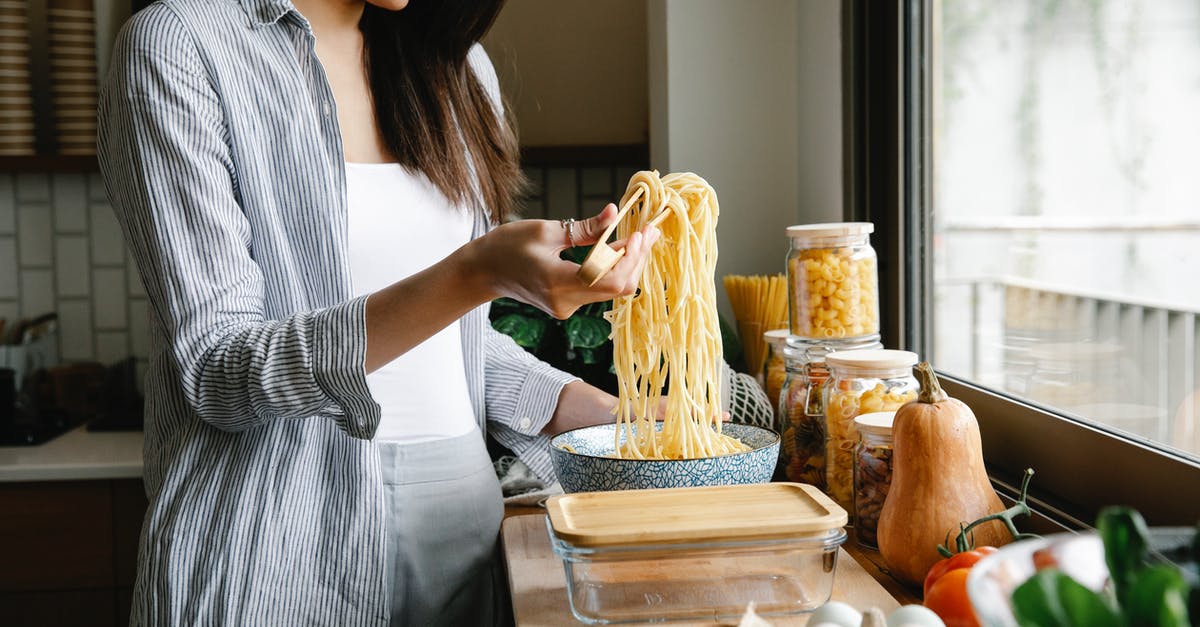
[98,0,658,624]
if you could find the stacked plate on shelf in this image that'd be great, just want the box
[0,0,36,156]
[48,0,98,155]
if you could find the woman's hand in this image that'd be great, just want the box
[466,204,661,319]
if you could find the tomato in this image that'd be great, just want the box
[922,546,998,627]
[924,568,978,627]
[922,546,998,598]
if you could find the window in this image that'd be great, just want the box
[931,0,1200,462]
[844,0,1200,525]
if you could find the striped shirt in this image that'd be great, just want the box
[97,0,575,623]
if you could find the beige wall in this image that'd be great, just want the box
[649,0,843,317]
[483,0,648,146]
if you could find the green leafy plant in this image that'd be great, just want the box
[488,246,746,393]
[489,246,617,393]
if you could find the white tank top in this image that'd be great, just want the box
[345,162,478,443]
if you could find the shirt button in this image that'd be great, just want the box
[322,102,331,116]
[518,417,533,430]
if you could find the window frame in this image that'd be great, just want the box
[842,0,1200,526]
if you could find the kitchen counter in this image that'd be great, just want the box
[0,425,143,482]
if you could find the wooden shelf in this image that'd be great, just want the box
[0,155,99,174]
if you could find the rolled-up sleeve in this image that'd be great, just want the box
[483,325,577,482]
[98,7,379,437]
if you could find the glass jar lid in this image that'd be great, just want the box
[783,336,885,365]
[787,221,873,242]
[762,328,791,349]
[826,349,919,373]
[854,411,896,438]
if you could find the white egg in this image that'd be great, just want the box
[886,604,946,627]
[807,601,863,627]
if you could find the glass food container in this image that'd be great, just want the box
[823,349,919,517]
[777,336,882,488]
[545,483,848,625]
[762,328,791,417]
[852,411,895,549]
[786,222,880,341]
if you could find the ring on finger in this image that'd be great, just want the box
[560,218,577,247]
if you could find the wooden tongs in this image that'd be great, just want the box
[576,187,671,286]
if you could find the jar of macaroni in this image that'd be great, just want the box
[786,223,880,342]
[853,411,895,549]
[777,336,882,488]
[762,329,791,416]
[823,349,918,518]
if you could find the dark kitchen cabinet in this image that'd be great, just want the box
[0,479,147,627]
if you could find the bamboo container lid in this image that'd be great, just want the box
[546,482,848,547]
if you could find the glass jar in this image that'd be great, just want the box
[762,329,790,417]
[786,223,880,341]
[776,336,883,488]
[853,411,895,549]
[823,349,919,517]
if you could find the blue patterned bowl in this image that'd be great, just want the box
[549,423,780,493]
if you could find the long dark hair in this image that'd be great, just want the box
[359,0,524,223]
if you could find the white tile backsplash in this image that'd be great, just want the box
[87,172,108,202]
[0,237,16,299]
[95,331,130,365]
[0,175,14,234]
[18,205,53,267]
[90,201,125,265]
[55,235,90,297]
[128,298,149,359]
[93,268,127,329]
[15,173,50,202]
[53,175,88,232]
[0,301,19,330]
[19,269,55,318]
[57,300,94,361]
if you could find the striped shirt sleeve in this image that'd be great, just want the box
[482,324,577,482]
[98,6,380,438]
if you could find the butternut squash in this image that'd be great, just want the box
[877,362,1010,586]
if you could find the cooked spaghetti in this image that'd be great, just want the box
[606,171,749,459]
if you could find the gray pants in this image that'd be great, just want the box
[377,429,506,626]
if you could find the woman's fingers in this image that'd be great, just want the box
[593,226,659,295]
[570,203,619,247]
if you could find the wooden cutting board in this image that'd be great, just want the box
[502,513,901,626]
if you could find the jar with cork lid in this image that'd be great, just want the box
[785,223,880,342]
[853,411,895,549]
[823,349,918,517]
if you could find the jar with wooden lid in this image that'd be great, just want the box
[853,411,895,549]
[776,336,882,488]
[823,349,918,517]
[786,223,880,342]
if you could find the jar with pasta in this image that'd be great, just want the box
[762,329,790,417]
[823,349,918,518]
[786,223,880,341]
[853,411,895,549]
[776,336,882,488]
